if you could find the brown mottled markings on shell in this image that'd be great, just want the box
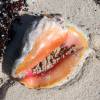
[32,45,81,74]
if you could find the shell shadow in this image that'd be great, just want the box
[2,14,43,75]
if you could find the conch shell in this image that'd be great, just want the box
[11,15,89,89]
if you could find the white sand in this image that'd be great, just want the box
[0,0,100,100]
